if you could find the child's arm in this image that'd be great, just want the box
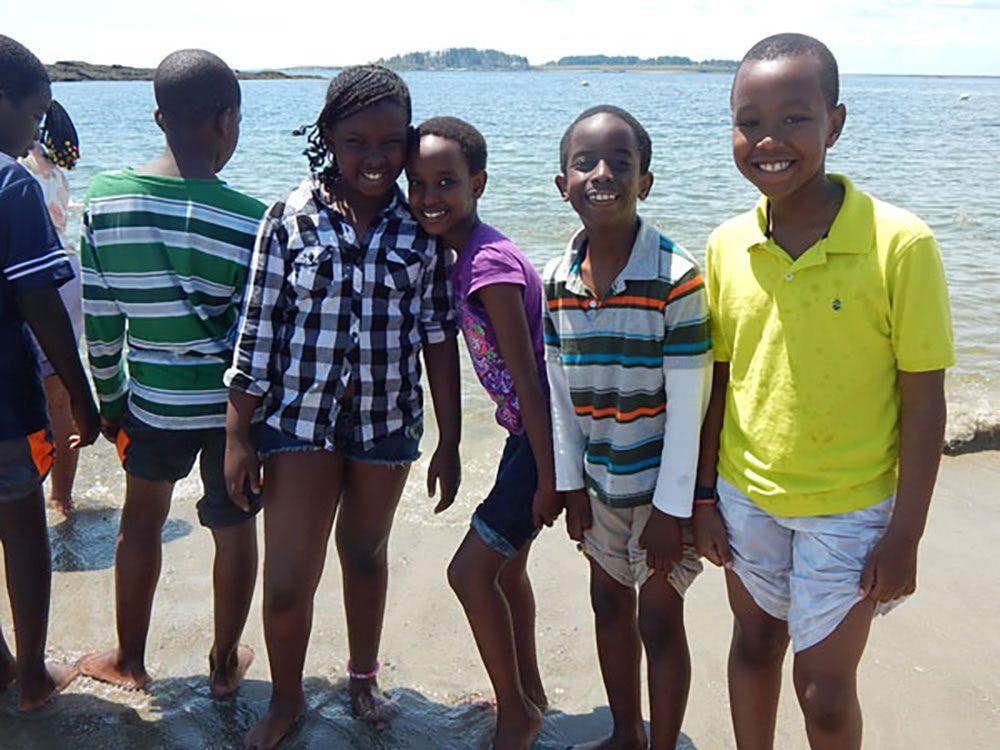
[419,243,461,513]
[19,286,99,447]
[477,283,562,528]
[640,271,712,571]
[692,362,733,568]
[860,230,952,601]
[223,207,287,508]
[80,206,127,440]
[860,370,946,601]
[543,291,590,541]
[225,390,262,511]
[423,337,461,513]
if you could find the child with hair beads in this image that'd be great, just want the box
[224,66,460,750]
[20,99,83,514]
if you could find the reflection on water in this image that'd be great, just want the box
[49,509,193,572]
[0,674,698,749]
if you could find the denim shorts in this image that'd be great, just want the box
[115,412,261,529]
[255,412,422,466]
[0,428,53,502]
[471,433,539,558]
[717,476,903,653]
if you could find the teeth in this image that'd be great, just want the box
[757,161,792,173]
[588,192,618,203]
[422,210,446,219]
[362,171,384,181]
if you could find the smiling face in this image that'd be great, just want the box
[555,112,652,230]
[324,99,410,201]
[407,134,485,248]
[0,82,51,158]
[731,55,846,201]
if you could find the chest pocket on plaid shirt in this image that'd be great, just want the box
[379,248,423,291]
[290,245,341,296]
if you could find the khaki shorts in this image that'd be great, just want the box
[580,497,702,597]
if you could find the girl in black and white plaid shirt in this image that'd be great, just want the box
[223,66,461,748]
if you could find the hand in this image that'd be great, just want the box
[563,489,592,542]
[532,483,564,530]
[859,528,919,603]
[638,507,683,572]
[98,415,122,445]
[69,394,101,449]
[225,431,261,512]
[692,503,733,569]
[427,442,460,514]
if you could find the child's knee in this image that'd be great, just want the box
[732,617,789,667]
[637,606,685,658]
[338,535,388,577]
[794,669,857,733]
[590,576,634,626]
[264,572,314,615]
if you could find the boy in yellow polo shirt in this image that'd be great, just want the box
[693,33,953,750]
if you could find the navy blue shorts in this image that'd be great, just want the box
[256,411,421,465]
[115,412,261,529]
[472,433,539,558]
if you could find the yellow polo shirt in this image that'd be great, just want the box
[706,175,954,517]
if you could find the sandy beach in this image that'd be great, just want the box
[0,436,997,749]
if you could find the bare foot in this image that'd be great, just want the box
[244,693,305,750]
[522,682,549,714]
[458,691,496,709]
[17,661,78,711]
[46,495,73,516]
[349,677,399,726]
[570,728,648,750]
[78,650,149,690]
[210,644,255,699]
[494,698,542,750]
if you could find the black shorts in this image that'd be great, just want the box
[115,412,261,529]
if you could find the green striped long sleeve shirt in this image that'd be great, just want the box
[81,169,265,430]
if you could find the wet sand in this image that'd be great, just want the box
[1,442,998,749]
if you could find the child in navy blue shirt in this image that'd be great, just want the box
[0,34,99,710]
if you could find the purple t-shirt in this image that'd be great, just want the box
[452,223,547,435]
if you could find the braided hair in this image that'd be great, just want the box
[297,65,412,191]
[40,100,79,170]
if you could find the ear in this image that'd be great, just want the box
[471,170,487,199]
[555,173,569,202]
[153,108,167,134]
[827,104,847,148]
[638,171,653,201]
[216,106,239,137]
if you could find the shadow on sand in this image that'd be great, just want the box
[49,508,192,572]
[0,671,700,749]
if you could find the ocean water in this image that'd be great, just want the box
[51,70,1000,453]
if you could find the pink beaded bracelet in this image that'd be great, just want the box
[347,660,380,681]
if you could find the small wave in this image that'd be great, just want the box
[944,424,1000,455]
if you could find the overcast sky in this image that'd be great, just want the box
[8,0,1000,75]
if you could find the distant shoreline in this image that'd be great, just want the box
[48,61,998,81]
[47,61,323,82]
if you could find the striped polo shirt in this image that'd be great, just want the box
[81,169,266,430]
[543,218,712,516]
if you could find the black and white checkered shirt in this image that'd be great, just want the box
[225,178,455,450]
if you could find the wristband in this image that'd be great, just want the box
[693,484,717,501]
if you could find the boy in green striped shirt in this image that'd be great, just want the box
[79,50,265,698]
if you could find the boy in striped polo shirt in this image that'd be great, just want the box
[544,106,712,750]
[78,50,266,698]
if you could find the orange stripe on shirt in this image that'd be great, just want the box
[548,296,666,311]
[666,274,704,302]
[574,402,666,422]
